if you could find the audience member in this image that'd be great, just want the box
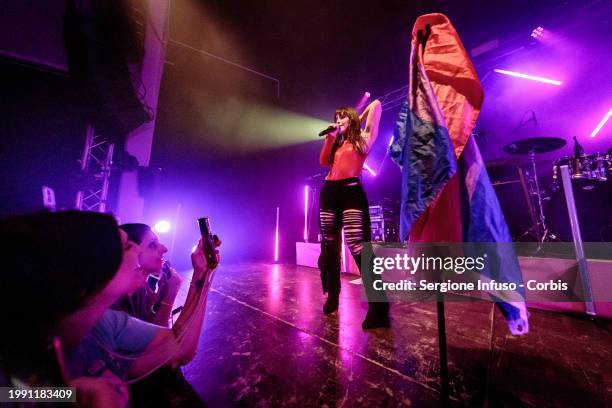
[0,211,220,407]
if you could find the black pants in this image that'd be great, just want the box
[318,177,371,294]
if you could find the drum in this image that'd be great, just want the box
[552,153,610,182]
[546,178,612,242]
[585,153,610,180]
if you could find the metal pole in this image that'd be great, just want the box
[560,165,595,316]
[437,300,450,405]
[75,125,95,209]
[530,150,547,234]
[518,166,540,238]
[98,143,114,213]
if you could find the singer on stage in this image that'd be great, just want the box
[317,99,390,329]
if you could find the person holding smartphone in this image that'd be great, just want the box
[0,211,221,407]
[113,223,183,327]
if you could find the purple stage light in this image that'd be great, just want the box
[303,185,309,242]
[154,220,171,233]
[274,207,280,262]
[531,26,545,39]
[388,135,394,147]
[363,163,376,176]
[493,69,562,86]
[590,107,612,138]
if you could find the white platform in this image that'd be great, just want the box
[295,242,359,274]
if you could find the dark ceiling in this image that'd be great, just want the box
[159,0,611,163]
[165,0,581,110]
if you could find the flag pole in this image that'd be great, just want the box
[437,299,450,404]
[416,23,451,405]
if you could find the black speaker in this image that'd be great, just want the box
[64,0,151,149]
[546,179,612,242]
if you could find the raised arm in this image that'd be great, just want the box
[150,267,182,327]
[359,99,382,152]
[127,240,219,378]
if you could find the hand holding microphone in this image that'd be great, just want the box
[319,123,339,137]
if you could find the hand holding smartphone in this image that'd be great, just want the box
[197,217,220,270]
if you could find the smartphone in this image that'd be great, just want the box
[198,217,218,269]
[147,274,160,292]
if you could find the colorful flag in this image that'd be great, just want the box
[390,14,527,326]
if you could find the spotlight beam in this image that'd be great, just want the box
[169,39,281,99]
[493,69,562,86]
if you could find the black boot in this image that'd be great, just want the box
[362,302,390,330]
[323,291,340,314]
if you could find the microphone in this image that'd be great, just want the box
[318,125,337,137]
[573,136,584,157]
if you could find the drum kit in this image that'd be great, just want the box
[502,136,612,243]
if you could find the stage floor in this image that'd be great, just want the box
[178,263,611,407]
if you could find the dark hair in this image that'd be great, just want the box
[334,106,366,156]
[0,211,122,379]
[119,223,152,245]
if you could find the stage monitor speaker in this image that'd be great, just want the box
[546,179,612,242]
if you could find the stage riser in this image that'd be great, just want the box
[296,242,359,274]
[296,242,612,319]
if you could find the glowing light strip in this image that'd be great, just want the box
[363,163,377,176]
[341,228,346,272]
[493,69,562,86]
[274,207,280,262]
[303,185,309,241]
[589,107,612,138]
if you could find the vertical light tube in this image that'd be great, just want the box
[341,228,346,272]
[304,185,309,242]
[274,207,280,262]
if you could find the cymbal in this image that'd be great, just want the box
[503,137,567,155]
